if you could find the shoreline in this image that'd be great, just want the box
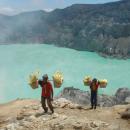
[0,43,130,60]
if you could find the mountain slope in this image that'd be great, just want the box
[0,0,130,58]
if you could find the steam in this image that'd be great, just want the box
[0,9,48,44]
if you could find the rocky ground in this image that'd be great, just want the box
[0,98,130,130]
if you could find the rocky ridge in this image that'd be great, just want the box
[58,87,130,107]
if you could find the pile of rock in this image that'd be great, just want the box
[57,87,91,105]
[53,98,84,109]
[58,87,130,107]
[115,88,130,104]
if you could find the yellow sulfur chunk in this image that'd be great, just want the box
[83,76,92,86]
[28,71,39,89]
[53,71,64,88]
[99,79,108,88]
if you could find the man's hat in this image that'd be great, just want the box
[92,78,97,82]
[42,74,48,79]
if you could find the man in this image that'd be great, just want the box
[38,74,54,114]
[90,78,100,109]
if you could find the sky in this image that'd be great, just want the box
[0,0,119,15]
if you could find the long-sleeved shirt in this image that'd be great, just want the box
[38,80,53,98]
[90,82,100,92]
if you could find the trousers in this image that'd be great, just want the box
[41,96,54,113]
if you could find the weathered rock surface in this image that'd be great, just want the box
[58,87,130,107]
[125,97,130,104]
[115,88,130,104]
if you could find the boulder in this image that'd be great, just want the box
[58,87,91,105]
[58,87,126,107]
[125,97,130,104]
[16,115,24,120]
[115,88,130,104]
[121,107,130,119]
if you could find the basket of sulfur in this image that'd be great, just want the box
[52,71,64,88]
[83,76,92,86]
[99,79,108,88]
[28,71,39,89]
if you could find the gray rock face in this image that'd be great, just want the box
[125,97,130,104]
[115,88,130,104]
[58,87,90,105]
[58,87,130,107]
[98,94,117,107]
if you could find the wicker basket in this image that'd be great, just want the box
[52,71,63,88]
[83,80,91,86]
[28,72,39,89]
[99,80,108,88]
[83,76,92,86]
[29,80,38,89]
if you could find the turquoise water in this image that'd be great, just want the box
[0,44,130,103]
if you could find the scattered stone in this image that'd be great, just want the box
[121,108,130,119]
[5,123,19,130]
[35,112,45,118]
[22,112,33,117]
[16,115,24,120]
[60,103,68,108]
[73,123,82,130]
[32,106,40,110]
[90,121,98,128]
[23,105,30,109]
[24,115,36,122]
[51,113,59,119]
[69,103,76,109]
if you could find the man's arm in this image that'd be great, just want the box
[50,83,53,100]
[97,81,100,88]
[38,80,42,87]
[51,88,53,100]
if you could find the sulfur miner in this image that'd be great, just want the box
[38,74,54,114]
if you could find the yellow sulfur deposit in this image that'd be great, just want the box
[99,79,108,88]
[52,71,64,88]
[83,76,92,86]
[28,71,39,89]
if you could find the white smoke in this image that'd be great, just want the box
[0,7,15,15]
